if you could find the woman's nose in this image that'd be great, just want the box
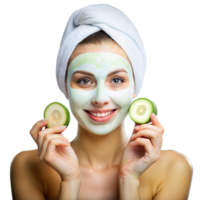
[91,97,110,106]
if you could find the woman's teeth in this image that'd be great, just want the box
[89,111,113,117]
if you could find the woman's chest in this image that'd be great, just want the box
[45,166,155,200]
[78,167,120,200]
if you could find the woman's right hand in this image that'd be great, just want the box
[30,119,81,182]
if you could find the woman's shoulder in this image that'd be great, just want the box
[10,150,47,199]
[13,148,47,180]
[155,149,191,173]
[11,149,43,170]
[161,149,191,164]
[11,149,58,177]
[16,148,61,199]
[11,149,37,172]
[139,150,193,199]
[14,149,44,158]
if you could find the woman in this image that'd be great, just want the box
[10,4,193,200]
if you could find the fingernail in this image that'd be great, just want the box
[135,126,139,129]
[60,126,67,129]
[41,119,48,123]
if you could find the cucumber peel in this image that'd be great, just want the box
[129,98,157,124]
[43,102,70,128]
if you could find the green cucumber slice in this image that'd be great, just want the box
[43,102,70,128]
[129,98,157,124]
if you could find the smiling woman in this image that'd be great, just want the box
[66,50,135,134]
[64,32,192,200]
[10,3,193,200]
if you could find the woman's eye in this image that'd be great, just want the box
[77,78,89,85]
[77,78,124,85]
[112,78,124,83]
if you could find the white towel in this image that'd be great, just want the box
[56,4,146,97]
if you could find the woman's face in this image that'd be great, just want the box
[66,42,136,135]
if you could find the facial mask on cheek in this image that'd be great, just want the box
[67,52,134,135]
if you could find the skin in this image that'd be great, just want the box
[67,43,136,171]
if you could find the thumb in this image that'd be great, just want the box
[151,113,160,126]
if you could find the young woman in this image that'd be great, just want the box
[10,4,193,200]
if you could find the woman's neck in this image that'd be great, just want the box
[71,122,129,171]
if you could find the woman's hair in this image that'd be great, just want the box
[78,30,115,45]
[66,30,135,86]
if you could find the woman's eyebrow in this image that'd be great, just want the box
[73,69,127,77]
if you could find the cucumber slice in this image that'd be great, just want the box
[43,102,70,128]
[129,98,157,124]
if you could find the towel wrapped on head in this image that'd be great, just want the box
[56,4,146,97]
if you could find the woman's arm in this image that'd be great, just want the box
[119,176,141,200]
[57,180,81,200]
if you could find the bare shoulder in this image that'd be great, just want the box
[10,149,61,200]
[10,149,60,200]
[11,149,39,165]
[11,149,38,163]
[152,150,193,199]
[11,149,60,183]
[24,149,61,200]
[13,149,37,160]
[155,150,193,183]
[139,150,193,199]
[159,150,193,170]
[11,149,39,177]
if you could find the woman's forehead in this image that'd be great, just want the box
[68,52,132,74]
[65,43,134,80]
[67,42,132,67]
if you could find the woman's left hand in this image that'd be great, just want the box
[119,113,164,180]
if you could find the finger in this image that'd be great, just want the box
[130,138,158,162]
[131,123,151,138]
[134,123,161,132]
[37,126,67,155]
[43,138,70,163]
[151,113,163,128]
[29,119,48,144]
[39,134,69,158]
[58,133,67,138]
[131,130,162,152]
[134,114,164,134]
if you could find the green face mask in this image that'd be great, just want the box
[67,52,135,135]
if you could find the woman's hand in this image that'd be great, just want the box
[30,119,81,182]
[119,113,164,180]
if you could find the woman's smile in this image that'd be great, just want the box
[85,109,117,122]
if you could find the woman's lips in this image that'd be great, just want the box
[84,109,117,122]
